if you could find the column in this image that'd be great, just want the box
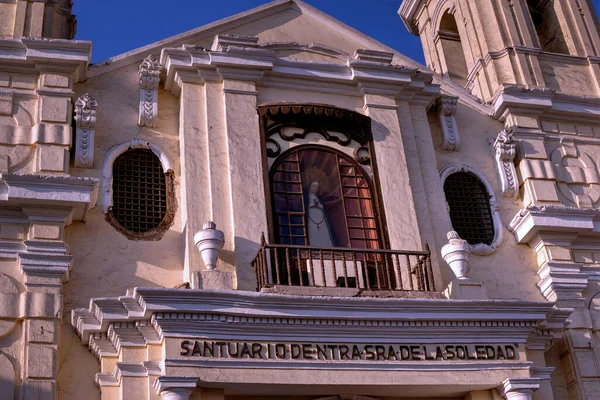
[154,377,197,400]
[19,207,73,400]
[497,378,540,400]
[160,388,193,400]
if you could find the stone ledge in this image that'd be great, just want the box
[261,285,445,299]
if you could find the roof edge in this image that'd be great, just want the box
[86,0,297,78]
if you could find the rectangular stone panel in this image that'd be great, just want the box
[42,74,69,89]
[11,75,36,90]
[22,380,55,400]
[39,97,70,123]
[0,92,12,115]
[31,224,61,240]
[27,345,55,379]
[0,224,25,240]
[28,320,56,344]
[36,145,67,173]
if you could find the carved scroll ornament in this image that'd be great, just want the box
[138,55,161,128]
[493,130,518,199]
[74,93,98,168]
[436,95,460,152]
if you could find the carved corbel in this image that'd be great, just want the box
[435,95,460,151]
[138,55,161,128]
[494,130,519,199]
[74,93,98,168]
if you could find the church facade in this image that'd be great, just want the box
[0,0,600,399]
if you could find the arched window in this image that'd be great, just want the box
[444,172,494,245]
[438,10,469,86]
[440,164,503,255]
[103,140,175,240]
[270,146,381,250]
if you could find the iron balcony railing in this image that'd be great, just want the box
[253,234,436,292]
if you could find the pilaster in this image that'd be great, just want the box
[0,174,98,399]
[221,78,268,289]
[162,35,275,290]
[351,51,437,253]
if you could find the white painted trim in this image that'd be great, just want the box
[440,164,504,255]
[101,139,173,213]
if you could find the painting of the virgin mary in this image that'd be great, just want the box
[304,180,338,247]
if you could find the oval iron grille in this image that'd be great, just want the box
[112,149,167,233]
[443,172,494,245]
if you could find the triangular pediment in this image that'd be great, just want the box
[88,0,423,78]
[87,0,490,112]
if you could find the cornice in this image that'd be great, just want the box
[72,288,570,347]
[161,38,438,104]
[509,205,599,244]
[0,173,99,222]
[398,0,428,35]
[0,38,91,82]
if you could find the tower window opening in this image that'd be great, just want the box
[526,0,569,54]
[438,11,469,87]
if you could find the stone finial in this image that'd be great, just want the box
[194,221,225,271]
[441,231,470,279]
[435,95,460,151]
[138,55,161,128]
[74,93,98,168]
[494,130,518,199]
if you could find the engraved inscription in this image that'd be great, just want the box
[179,341,519,362]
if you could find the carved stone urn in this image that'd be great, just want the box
[441,231,470,279]
[194,221,225,271]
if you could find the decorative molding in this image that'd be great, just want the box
[72,287,570,346]
[549,144,600,208]
[258,103,372,165]
[138,55,161,128]
[0,38,91,83]
[73,93,98,168]
[508,205,594,304]
[398,0,428,35]
[494,130,518,199]
[436,95,460,151]
[101,139,173,213]
[95,361,162,388]
[161,39,435,102]
[0,173,99,222]
[440,164,504,255]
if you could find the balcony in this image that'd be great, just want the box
[252,235,437,296]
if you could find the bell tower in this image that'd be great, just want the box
[0,0,76,39]
[399,0,600,102]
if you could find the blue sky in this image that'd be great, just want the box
[74,0,600,65]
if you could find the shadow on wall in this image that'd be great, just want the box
[520,140,542,158]
[63,207,186,311]
[229,235,262,292]
[0,354,56,399]
[369,120,391,143]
